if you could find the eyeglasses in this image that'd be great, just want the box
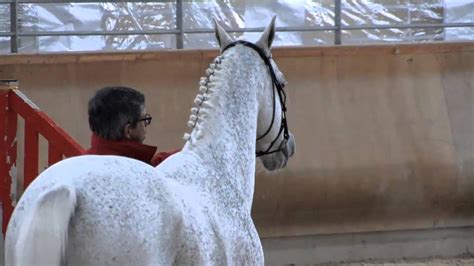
[137,114,152,126]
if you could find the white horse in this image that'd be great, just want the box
[5,17,295,265]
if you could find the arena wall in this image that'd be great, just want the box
[1,43,473,243]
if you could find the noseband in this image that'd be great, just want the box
[222,40,289,157]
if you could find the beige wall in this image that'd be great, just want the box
[1,43,473,238]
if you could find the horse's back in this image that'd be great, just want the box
[7,155,187,265]
[6,154,262,265]
[70,156,188,264]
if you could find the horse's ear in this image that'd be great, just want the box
[214,17,233,52]
[256,16,276,56]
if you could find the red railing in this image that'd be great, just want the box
[0,80,84,234]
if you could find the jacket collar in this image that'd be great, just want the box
[90,134,157,164]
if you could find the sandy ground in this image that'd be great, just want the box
[324,256,474,266]
[1,228,473,265]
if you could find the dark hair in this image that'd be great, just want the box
[88,86,145,140]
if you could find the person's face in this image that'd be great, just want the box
[125,107,149,143]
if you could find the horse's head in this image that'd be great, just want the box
[214,16,296,171]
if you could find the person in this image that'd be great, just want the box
[83,86,179,166]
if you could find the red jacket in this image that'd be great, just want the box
[83,134,179,166]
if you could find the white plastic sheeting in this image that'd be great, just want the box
[0,0,473,53]
[0,4,10,52]
[445,0,474,40]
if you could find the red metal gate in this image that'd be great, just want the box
[0,80,84,234]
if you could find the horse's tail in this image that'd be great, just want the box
[13,185,77,266]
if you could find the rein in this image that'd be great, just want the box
[222,40,289,157]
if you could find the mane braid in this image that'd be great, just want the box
[183,55,225,143]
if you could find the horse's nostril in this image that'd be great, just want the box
[286,133,295,157]
[282,145,289,159]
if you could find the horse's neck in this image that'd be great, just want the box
[183,47,265,209]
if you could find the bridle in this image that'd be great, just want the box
[222,40,289,157]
